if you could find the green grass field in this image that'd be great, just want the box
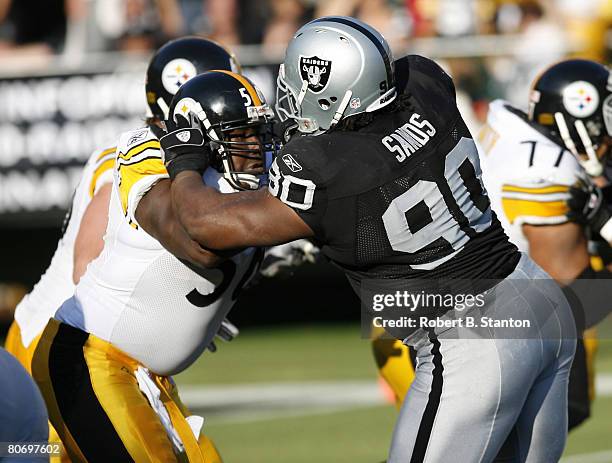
[175,324,612,463]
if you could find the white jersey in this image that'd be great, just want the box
[13,146,116,347]
[56,127,261,376]
[478,100,586,252]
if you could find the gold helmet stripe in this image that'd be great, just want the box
[213,70,262,106]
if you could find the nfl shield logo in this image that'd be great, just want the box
[176,131,191,142]
[299,56,332,94]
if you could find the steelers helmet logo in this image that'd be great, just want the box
[299,55,332,94]
[162,58,197,95]
[173,97,199,120]
[562,81,599,118]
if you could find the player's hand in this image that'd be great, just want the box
[206,318,240,353]
[160,112,212,179]
[260,239,320,278]
[567,181,612,241]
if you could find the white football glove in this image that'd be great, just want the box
[206,318,239,353]
[260,239,320,278]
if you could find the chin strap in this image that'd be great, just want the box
[157,97,170,120]
[296,80,308,107]
[329,90,353,129]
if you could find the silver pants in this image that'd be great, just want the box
[388,254,576,463]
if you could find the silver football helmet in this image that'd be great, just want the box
[276,16,396,135]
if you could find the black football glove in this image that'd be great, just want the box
[567,181,612,240]
[160,112,212,179]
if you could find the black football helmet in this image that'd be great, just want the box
[168,70,278,190]
[528,59,612,176]
[145,37,240,121]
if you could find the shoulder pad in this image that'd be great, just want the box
[279,134,337,183]
[116,126,160,162]
[399,55,456,100]
[114,126,167,228]
[126,128,150,147]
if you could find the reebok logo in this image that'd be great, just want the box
[282,154,302,172]
[127,129,148,146]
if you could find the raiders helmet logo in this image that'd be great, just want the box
[299,56,331,94]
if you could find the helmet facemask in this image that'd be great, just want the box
[206,110,279,190]
[276,63,322,134]
[552,111,606,177]
[604,94,612,141]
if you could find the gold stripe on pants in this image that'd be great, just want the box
[32,319,222,463]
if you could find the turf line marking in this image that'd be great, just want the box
[179,380,384,409]
[176,373,612,424]
[179,380,385,423]
[595,373,612,397]
[561,450,612,463]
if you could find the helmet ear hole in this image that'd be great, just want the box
[318,99,330,110]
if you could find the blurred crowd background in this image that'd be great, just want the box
[0,0,611,326]
[0,0,610,113]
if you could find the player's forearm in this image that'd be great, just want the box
[524,222,589,285]
[160,213,226,268]
[137,179,225,268]
[171,171,252,249]
[171,172,309,249]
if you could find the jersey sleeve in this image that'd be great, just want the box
[500,180,571,226]
[88,146,117,197]
[267,138,328,235]
[483,106,585,228]
[115,129,168,229]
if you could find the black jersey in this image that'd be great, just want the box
[269,55,519,287]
